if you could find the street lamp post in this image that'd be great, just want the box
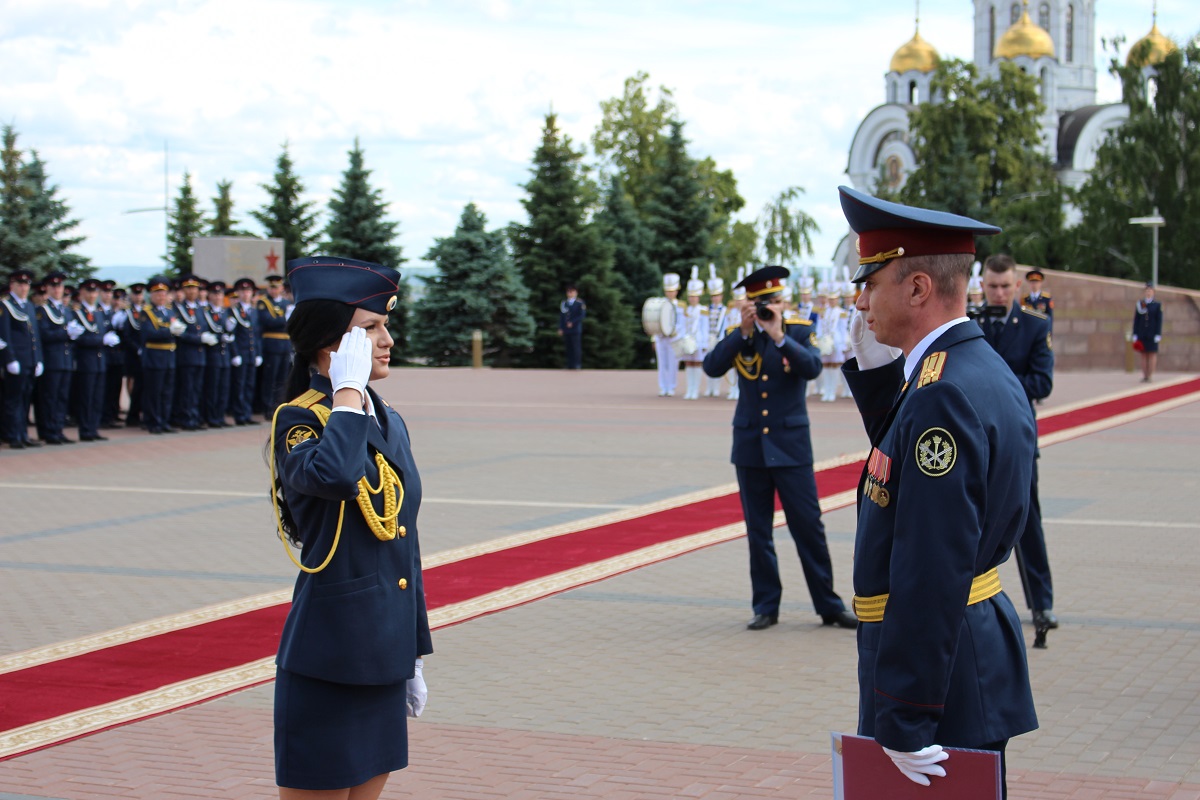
[1128,208,1166,286]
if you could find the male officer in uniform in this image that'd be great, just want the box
[0,269,44,448]
[703,265,856,631]
[838,185,1037,795]
[73,278,121,441]
[982,254,1057,631]
[121,283,146,427]
[140,276,185,434]
[229,277,263,425]
[1021,268,1053,322]
[34,271,81,444]
[171,275,210,430]
[102,287,128,427]
[558,284,586,370]
[258,274,292,415]
[201,279,233,427]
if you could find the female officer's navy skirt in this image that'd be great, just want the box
[275,668,409,789]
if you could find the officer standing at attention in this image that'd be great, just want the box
[34,271,81,445]
[654,273,684,397]
[0,268,44,448]
[73,278,121,441]
[258,274,293,415]
[121,283,146,427]
[102,287,128,428]
[702,265,856,631]
[172,276,210,430]
[558,283,585,370]
[140,276,185,434]
[229,277,263,425]
[1021,268,1053,322]
[1132,282,1164,383]
[201,279,233,428]
[837,185,1037,794]
[981,254,1057,631]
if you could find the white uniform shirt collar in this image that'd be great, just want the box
[904,317,970,383]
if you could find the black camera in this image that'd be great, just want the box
[967,303,1008,321]
[754,299,774,321]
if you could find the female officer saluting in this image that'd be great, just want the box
[269,256,432,800]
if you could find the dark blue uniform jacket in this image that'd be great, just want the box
[0,296,42,370]
[274,373,433,686]
[843,321,1038,752]
[981,305,1053,406]
[36,301,74,371]
[73,305,111,374]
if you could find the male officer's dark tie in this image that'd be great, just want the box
[989,317,1003,344]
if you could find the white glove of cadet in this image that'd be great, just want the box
[168,318,186,336]
[221,333,235,344]
[406,658,427,718]
[328,326,373,400]
[224,315,237,332]
[254,355,263,367]
[1155,335,1162,343]
[200,331,219,346]
[883,745,949,786]
[66,320,85,340]
[0,337,6,350]
[5,361,18,375]
[102,331,121,347]
[231,355,243,367]
[34,362,44,377]
[849,311,901,370]
[112,310,128,329]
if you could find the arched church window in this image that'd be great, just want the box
[909,80,918,104]
[1039,67,1048,96]
[1066,5,1074,62]
[1038,3,1050,31]
[1011,3,1021,25]
[989,6,996,60]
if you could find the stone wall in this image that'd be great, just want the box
[1018,267,1200,372]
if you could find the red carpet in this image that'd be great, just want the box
[2,376,1197,756]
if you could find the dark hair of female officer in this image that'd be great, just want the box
[271,298,356,546]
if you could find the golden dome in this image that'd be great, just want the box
[995,5,1056,60]
[890,29,940,74]
[1127,23,1178,67]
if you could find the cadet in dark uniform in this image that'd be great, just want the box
[1132,282,1163,382]
[73,278,120,441]
[269,256,431,798]
[171,276,209,430]
[1021,268,1053,321]
[838,185,1037,794]
[258,274,293,414]
[703,265,856,631]
[121,283,146,427]
[229,277,262,425]
[0,269,44,448]
[558,284,585,369]
[34,271,78,444]
[201,279,233,428]
[982,254,1057,631]
[102,288,128,427]
[139,276,183,434]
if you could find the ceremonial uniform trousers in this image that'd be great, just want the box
[73,306,110,439]
[842,322,1038,754]
[201,306,232,427]
[139,305,178,434]
[0,297,43,445]
[34,301,74,441]
[983,305,1054,614]
[229,303,262,424]
[102,309,126,425]
[170,303,206,429]
[654,300,684,395]
[258,297,292,413]
[703,319,847,619]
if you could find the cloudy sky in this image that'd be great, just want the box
[0,0,1189,279]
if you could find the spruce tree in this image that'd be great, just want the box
[0,126,57,278]
[209,180,247,236]
[643,121,714,277]
[413,203,533,366]
[166,171,207,277]
[322,138,411,361]
[596,175,658,367]
[250,143,319,263]
[510,113,632,368]
[24,152,91,279]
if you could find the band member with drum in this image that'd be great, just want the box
[817,277,850,402]
[680,267,708,400]
[653,273,684,397]
[702,265,856,632]
[703,266,728,398]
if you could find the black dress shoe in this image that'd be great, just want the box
[821,610,859,629]
[24,439,43,448]
[747,614,778,631]
[46,437,64,445]
[8,440,26,449]
[162,426,178,434]
[81,435,109,442]
[1033,609,1059,629]
[149,428,163,434]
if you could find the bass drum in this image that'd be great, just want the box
[641,297,677,337]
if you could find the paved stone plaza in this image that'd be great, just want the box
[1,368,1198,799]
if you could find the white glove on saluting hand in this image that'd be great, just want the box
[406,658,427,718]
[883,745,949,786]
[849,311,901,370]
[328,326,373,401]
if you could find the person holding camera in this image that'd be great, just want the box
[703,265,856,631]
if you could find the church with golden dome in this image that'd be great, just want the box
[838,1,1178,266]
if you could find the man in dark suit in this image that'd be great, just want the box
[0,269,44,448]
[703,265,856,632]
[838,185,1038,795]
[982,254,1056,631]
[558,284,586,369]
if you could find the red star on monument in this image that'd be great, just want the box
[265,247,281,273]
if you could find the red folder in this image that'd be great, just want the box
[832,733,1001,800]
